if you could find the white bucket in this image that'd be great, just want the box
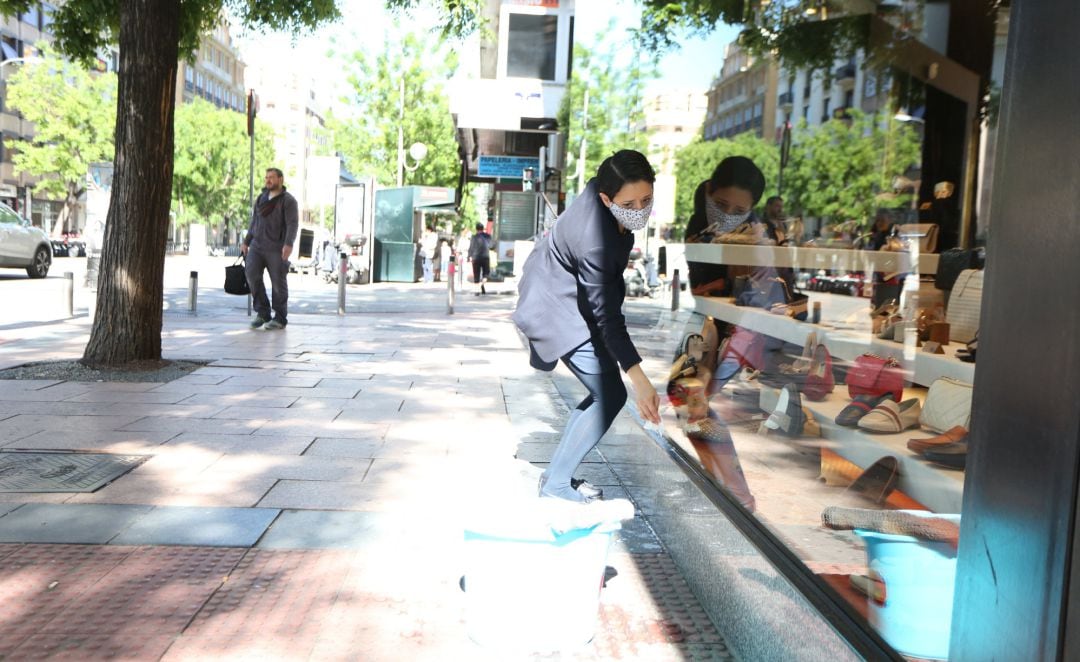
[855,513,960,660]
[462,496,635,652]
[463,524,614,651]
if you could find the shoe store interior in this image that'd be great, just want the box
[658,11,1003,660]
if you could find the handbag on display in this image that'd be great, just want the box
[934,248,977,291]
[224,255,250,295]
[896,223,940,253]
[845,353,905,402]
[919,377,973,434]
[946,269,983,344]
[724,326,767,371]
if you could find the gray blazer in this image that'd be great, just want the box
[512,180,641,372]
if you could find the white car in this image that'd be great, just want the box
[0,201,52,278]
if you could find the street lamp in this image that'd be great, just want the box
[396,79,428,187]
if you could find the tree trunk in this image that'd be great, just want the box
[82,0,180,366]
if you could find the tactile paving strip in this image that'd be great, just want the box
[594,553,735,661]
[0,451,147,492]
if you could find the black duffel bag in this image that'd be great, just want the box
[224,255,250,295]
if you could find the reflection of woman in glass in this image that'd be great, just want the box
[685,156,778,297]
[513,150,661,503]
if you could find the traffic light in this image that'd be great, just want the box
[246,90,258,137]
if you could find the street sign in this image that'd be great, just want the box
[478,156,540,179]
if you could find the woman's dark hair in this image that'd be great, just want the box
[595,150,655,199]
[707,156,766,204]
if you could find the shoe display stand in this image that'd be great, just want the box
[684,243,970,514]
[694,294,975,386]
[684,243,941,276]
[757,385,965,513]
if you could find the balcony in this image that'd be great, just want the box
[778,91,794,111]
[835,63,857,90]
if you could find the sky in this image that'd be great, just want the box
[231,0,740,109]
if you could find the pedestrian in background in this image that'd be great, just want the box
[419,224,437,283]
[242,167,298,330]
[513,149,662,503]
[468,222,492,295]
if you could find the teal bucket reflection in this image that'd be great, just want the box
[855,519,960,661]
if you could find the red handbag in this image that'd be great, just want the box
[846,354,905,402]
[723,326,766,370]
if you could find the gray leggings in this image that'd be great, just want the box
[541,339,627,501]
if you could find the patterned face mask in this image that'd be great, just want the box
[608,201,653,231]
[705,196,751,232]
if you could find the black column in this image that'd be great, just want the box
[951,3,1080,661]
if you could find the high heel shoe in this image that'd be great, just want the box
[784,332,816,374]
[803,343,834,401]
[870,299,899,334]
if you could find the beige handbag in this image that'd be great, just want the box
[919,377,973,433]
[946,269,983,343]
[897,223,940,253]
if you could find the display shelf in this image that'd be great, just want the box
[758,386,965,514]
[684,243,940,275]
[694,293,976,386]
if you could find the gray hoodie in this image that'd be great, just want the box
[244,187,299,251]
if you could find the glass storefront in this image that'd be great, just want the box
[651,5,1010,659]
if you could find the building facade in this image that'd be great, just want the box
[642,89,707,177]
[703,43,778,142]
[0,6,57,229]
[177,20,246,114]
[244,61,330,221]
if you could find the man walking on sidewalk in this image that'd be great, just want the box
[468,222,492,295]
[242,167,298,330]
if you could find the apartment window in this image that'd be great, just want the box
[802,105,809,120]
[753,102,763,118]
[844,89,855,109]
[506,12,558,80]
[41,4,56,30]
[1,35,23,61]
[823,97,831,120]
[184,67,194,83]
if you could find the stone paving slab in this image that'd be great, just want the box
[302,437,385,458]
[160,432,315,455]
[121,416,265,436]
[0,503,153,543]
[257,509,456,550]
[111,506,281,547]
[2,429,178,452]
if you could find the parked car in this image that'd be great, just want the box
[0,202,52,278]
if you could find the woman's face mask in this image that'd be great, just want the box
[705,196,751,232]
[602,180,654,231]
[608,202,653,231]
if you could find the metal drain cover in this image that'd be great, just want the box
[0,451,147,493]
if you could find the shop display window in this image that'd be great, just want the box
[654,16,1005,657]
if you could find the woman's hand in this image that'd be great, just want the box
[627,364,661,424]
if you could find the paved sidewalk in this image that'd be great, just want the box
[0,276,733,660]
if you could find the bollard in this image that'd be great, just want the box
[63,272,74,318]
[338,252,348,316]
[188,271,198,313]
[670,268,680,311]
[447,255,456,315]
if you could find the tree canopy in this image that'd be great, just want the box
[671,132,779,237]
[783,109,921,225]
[171,98,276,232]
[558,24,657,198]
[4,45,116,236]
[330,31,460,190]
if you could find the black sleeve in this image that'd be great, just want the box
[577,245,642,372]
